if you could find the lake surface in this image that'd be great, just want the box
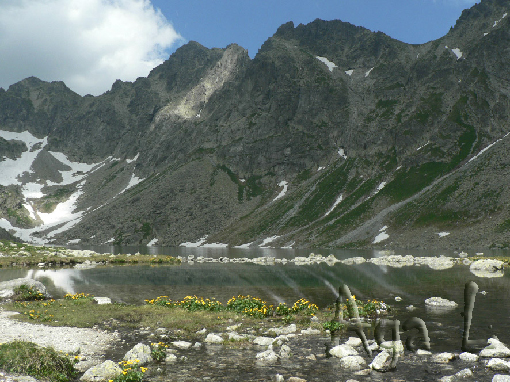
[1,246,509,353]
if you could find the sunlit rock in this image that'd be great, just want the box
[470,259,504,278]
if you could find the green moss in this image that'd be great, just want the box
[496,219,510,233]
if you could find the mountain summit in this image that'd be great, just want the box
[1,0,510,250]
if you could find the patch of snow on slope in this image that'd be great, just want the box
[374,182,386,194]
[325,195,343,217]
[273,181,288,202]
[126,153,139,164]
[260,236,280,247]
[373,226,389,244]
[338,148,347,159]
[417,141,430,151]
[120,174,145,194]
[345,69,354,76]
[438,232,450,237]
[180,236,208,247]
[317,166,325,171]
[46,151,100,186]
[38,190,83,226]
[365,67,374,77]
[451,48,463,60]
[316,56,337,72]
[469,132,510,163]
[147,238,158,246]
[493,13,507,28]
[0,131,48,186]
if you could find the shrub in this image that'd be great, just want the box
[13,285,46,301]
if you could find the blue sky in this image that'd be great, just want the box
[0,0,478,96]
[153,0,479,57]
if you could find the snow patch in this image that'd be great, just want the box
[316,56,337,72]
[437,232,450,237]
[317,166,325,171]
[375,182,386,194]
[126,153,139,164]
[273,181,288,202]
[68,239,81,244]
[451,48,463,60]
[324,195,343,217]
[338,148,347,159]
[365,67,374,77]
[147,238,158,246]
[234,242,253,248]
[120,174,144,193]
[469,132,510,163]
[180,236,208,247]
[416,141,430,151]
[46,151,99,186]
[373,226,389,244]
[493,13,507,28]
[345,69,354,76]
[484,32,489,36]
[260,236,280,247]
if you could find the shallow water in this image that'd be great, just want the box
[2,247,510,355]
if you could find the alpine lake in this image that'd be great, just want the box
[1,245,509,381]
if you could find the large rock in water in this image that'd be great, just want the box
[80,360,122,382]
[470,259,504,278]
[123,343,152,365]
[0,278,49,299]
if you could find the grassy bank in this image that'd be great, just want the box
[0,240,180,269]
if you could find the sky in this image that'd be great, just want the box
[0,0,478,96]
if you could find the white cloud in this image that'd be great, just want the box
[0,0,184,95]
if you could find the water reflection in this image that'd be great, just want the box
[0,247,509,353]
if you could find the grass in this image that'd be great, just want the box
[0,341,78,382]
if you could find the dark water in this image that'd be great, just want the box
[1,247,509,355]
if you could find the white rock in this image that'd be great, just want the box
[329,344,358,358]
[172,341,192,350]
[123,343,152,365]
[256,349,278,363]
[266,324,297,335]
[417,349,432,355]
[280,344,292,358]
[394,296,402,301]
[204,333,223,344]
[425,297,458,308]
[339,355,366,370]
[480,338,510,357]
[92,297,111,305]
[272,374,285,382]
[487,358,510,372]
[80,360,122,382]
[196,328,207,335]
[301,328,321,335]
[254,337,275,346]
[432,352,455,363]
[380,340,404,354]
[493,375,510,382]
[165,353,177,362]
[369,350,395,371]
[459,352,479,362]
[344,337,362,347]
[439,368,473,382]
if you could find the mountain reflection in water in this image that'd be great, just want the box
[0,247,509,352]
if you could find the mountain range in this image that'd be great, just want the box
[1,0,510,250]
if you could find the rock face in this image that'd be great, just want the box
[3,1,510,249]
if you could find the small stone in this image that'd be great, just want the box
[93,297,111,304]
[288,378,307,382]
[395,296,402,301]
[305,354,316,361]
[417,349,432,355]
[369,350,395,372]
[196,328,207,335]
[459,352,479,362]
[432,352,455,363]
[280,344,291,358]
[339,355,366,370]
[272,375,284,382]
[493,375,510,382]
[300,328,321,335]
[172,341,192,350]
[344,337,362,347]
[204,333,223,344]
[487,358,510,372]
[425,297,458,308]
[254,337,275,346]
[165,353,177,363]
[380,340,404,354]
[256,349,278,364]
[406,305,416,311]
[329,344,358,358]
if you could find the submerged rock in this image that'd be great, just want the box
[425,297,458,310]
